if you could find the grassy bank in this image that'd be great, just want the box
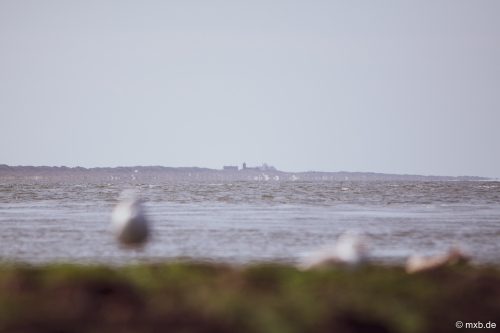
[0,262,499,333]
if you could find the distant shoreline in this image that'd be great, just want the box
[0,164,490,181]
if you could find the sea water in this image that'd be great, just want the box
[0,180,499,265]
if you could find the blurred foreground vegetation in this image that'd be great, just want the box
[0,262,499,333]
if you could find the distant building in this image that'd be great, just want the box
[241,163,277,171]
[258,163,276,171]
[223,165,238,171]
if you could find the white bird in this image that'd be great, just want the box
[406,246,470,274]
[110,190,149,244]
[298,230,370,270]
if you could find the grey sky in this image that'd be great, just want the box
[1,1,499,177]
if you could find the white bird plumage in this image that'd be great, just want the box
[110,190,149,244]
[298,230,370,270]
[406,246,470,273]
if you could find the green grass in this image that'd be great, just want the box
[0,262,498,333]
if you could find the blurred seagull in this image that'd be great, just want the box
[406,246,470,273]
[110,189,149,244]
[298,230,370,270]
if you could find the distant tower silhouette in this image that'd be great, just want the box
[243,162,247,170]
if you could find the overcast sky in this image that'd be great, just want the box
[1,1,499,177]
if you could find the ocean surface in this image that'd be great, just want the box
[0,180,499,265]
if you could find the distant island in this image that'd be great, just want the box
[0,164,490,181]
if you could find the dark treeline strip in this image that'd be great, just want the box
[0,165,489,181]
